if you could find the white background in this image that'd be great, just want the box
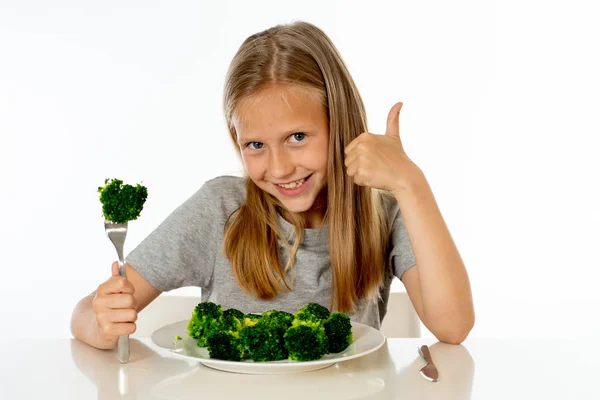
[1,0,598,340]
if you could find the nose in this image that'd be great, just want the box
[268,148,294,179]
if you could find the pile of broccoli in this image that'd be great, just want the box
[98,178,148,224]
[186,302,353,362]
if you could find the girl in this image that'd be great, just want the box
[71,21,474,350]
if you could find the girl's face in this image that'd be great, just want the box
[233,84,329,227]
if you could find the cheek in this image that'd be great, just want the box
[240,155,252,173]
[315,141,329,171]
[241,155,263,179]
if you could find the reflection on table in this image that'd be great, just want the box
[1,336,598,399]
[70,337,474,400]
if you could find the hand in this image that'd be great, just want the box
[92,262,138,345]
[344,102,423,194]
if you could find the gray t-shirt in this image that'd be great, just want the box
[126,175,416,329]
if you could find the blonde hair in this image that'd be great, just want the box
[222,21,389,312]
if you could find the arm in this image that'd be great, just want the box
[73,178,228,349]
[70,262,161,349]
[396,170,474,344]
[344,102,474,344]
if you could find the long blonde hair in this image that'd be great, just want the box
[222,21,389,312]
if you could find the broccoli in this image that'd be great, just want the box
[187,302,223,347]
[324,312,353,353]
[207,331,245,361]
[208,308,251,360]
[241,323,288,362]
[293,302,330,325]
[98,178,148,224]
[260,310,294,329]
[285,305,330,361]
[243,313,261,327]
[240,314,262,359]
[222,308,245,333]
[235,310,293,361]
[284,323,329,361]
[172,335,183,346]
[183,302,353,363]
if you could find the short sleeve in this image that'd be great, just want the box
[125,181,222,292]
[387,198,417,280]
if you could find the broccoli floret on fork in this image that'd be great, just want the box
[98,178,147,224]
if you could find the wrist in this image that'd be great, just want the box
[391,164,428,198]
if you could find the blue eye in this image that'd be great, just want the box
[247,142,264,150]
[290,132,306,142]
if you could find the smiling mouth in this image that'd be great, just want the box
[275,174,312,189]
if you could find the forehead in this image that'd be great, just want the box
[233,84,326,139]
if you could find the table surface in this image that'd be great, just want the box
[0,336,598,399]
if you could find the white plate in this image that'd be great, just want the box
[151,320,386,374]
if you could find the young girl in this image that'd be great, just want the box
[71,21,474,350]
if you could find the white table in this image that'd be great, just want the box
[1,337,598,399]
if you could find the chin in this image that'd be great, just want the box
[278,199,314,214]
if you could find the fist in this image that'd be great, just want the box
[92,262,138,342]
[345,102,420,193]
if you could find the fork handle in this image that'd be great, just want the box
[118,335,130,363]
[117,257,129,363]
[117,252,127,278]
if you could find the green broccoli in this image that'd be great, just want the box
[285,305,330,362]
[243,313,261,327]
[235,311,292,361]
[98,178,148,224]
[293,302,330,325]
[240,314,262,359]
[222,308,245,333]
[260,310,294,329]
[184,302,353,362]
[187,302,223,347]
[324,312,353,353]
[241,323,288,362]
[207,331,245,361]
[284,323,329,361]
[172,335,183,346]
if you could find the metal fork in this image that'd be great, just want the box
[104,220,130,364]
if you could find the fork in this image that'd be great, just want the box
[104,220,130,364]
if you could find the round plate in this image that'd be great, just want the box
[151,320,386,374]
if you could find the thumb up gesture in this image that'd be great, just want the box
[344,102,423,195]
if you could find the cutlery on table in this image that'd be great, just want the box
[104,220,130,364]
[418,345,439,382]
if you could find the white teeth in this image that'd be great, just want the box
[277,178,306,189]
